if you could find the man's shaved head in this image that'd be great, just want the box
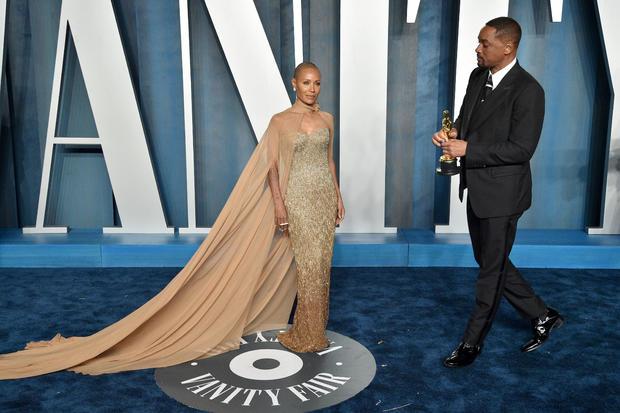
[486,17,522,48]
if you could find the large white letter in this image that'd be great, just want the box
[24,0,171,234]
[589,0,620,235]
[549,0,564,22]
[339,0,393,233]
[407,0,421,23]
[293,0,303,66]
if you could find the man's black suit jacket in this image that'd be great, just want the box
[454,61,545,219]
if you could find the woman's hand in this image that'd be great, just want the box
[336,198,345,226]
[274,200,288,232]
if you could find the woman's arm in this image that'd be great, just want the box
[328,156,345,226]
[325,113,345,225]
[268,165,288,231]
[265,117,288,232]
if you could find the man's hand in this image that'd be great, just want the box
[442,139,467,157]
[432,128,458,146]
[432,128,466,157]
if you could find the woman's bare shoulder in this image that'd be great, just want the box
[318,111,334,129]
[318,111,334,121]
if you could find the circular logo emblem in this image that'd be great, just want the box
[155,328,376,412]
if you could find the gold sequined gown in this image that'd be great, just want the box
[276,127,337,352]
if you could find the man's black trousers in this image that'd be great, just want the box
[462,198,547,346]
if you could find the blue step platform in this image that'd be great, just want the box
[0,229,618,268]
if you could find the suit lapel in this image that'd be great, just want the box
[461,70,487,138]
[468,63,522,133]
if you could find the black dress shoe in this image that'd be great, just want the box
[443,342,482,368]
[521,307,564,352]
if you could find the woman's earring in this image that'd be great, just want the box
[293,87,296,91]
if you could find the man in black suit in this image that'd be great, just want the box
[432,17,563,367]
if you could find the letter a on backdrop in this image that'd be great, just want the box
[24,0,171,234]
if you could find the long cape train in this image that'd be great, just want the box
[0,101,332,379]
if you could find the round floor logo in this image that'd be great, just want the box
[155,328,376,412]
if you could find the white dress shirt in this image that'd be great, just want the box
[489,58,516,90]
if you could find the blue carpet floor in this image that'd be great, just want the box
[0,267,618,412]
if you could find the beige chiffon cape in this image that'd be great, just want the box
[0,101,333,379]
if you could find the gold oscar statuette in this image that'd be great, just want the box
[436,110,461,176]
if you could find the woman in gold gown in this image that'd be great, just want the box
[0,62,344,379]
[271,62,345,352]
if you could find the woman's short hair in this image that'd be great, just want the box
[293,62,320,79]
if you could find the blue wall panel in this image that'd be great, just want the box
[302,0,340,174]
[189,0,257,226]
[510,0,609,229]
[385,0,418,227]
[416,0,458,228]
[2,0,62,227]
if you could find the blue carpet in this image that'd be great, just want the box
[0,267,618,412]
